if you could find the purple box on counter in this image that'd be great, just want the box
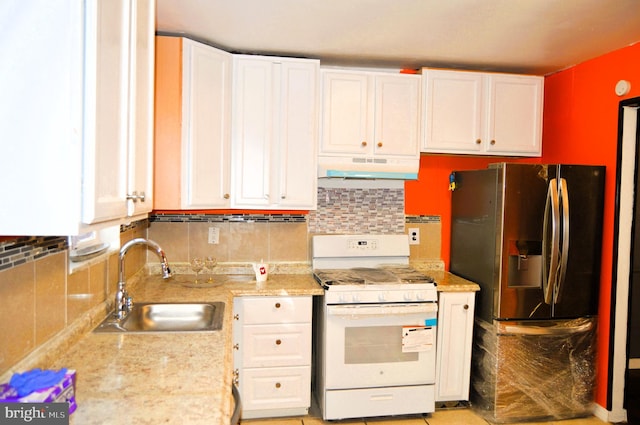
[0,369,77,414]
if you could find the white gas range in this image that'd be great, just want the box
[312,234,438,420]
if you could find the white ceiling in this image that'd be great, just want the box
[156,0,640,76]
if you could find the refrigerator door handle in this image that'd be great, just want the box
[555,178,570,303]
[542,179,560,305]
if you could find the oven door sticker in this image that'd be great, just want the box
[402,326,434,352]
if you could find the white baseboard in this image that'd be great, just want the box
[593,402,627,423]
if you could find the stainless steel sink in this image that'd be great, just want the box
[94,302,224,333]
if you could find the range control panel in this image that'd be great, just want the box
[347,238,379,251]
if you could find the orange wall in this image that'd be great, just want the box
[405,42,640,410]
[543,42,640,408]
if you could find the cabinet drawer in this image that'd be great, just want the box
[241,296,312,324]
[324,384,435,420]
[242,323,311,367]
[240,366,311,412]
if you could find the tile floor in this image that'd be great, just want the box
[240,409,609,425]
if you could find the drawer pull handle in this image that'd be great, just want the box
[464,304,469,310]
[275,339,282,345]
[233,344,239,350]
[361,141,367,147]
[234,314,240,320]
[275,302,281,309]
[475,139,482,144]
[275,382,281,389]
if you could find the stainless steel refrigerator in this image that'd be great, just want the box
[450,163,605,423]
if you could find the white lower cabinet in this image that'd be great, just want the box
[435,291,476,402]
[233,296,313,419]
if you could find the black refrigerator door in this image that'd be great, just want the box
[498,163,550,320]
[551,165,605,318]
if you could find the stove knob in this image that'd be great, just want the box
[352,293,360,302]
[338,293,347,303]
[416,292,425,301]
[378,292,387,302]
[403,292,413,301]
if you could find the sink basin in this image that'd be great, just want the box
[94,302,224,333]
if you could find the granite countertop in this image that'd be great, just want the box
[15,265,477,424]
[409,261,480,292]
[430,271,480,292]
[51,273,323,425]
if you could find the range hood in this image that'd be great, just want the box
[318,155,419,180]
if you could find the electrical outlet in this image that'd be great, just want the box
[408,228,420,245]
[208,227,219,244]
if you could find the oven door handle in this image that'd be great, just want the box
[327,303,437,318]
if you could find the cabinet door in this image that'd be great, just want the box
[436,292,475,402]
[231,57,273,207]
[182,39,232,208]
[320,71,371,155]
[275,60,318,209]
[421,69,484,154]
[82,0,130,223]
[0,0,84,235]
[485,74,543,156]
[374,74,420,157]
[127,0,155,216]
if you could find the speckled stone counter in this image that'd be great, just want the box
[410,261,480,292]
[430,271,480,292]
[50,273,323,425]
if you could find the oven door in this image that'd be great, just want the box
[324,302,437,389]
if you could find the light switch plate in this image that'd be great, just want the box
[208,227,220,244]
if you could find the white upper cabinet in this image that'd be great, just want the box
[153,37,232,210]
[0,0,155,236]
[82,0,130,223]
[320,70,420,157]
[318,69,420,178]
[231,55,319,210]
[127,0,156,216]
[421,69,543,156]
[182,39,232,209]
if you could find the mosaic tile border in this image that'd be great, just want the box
[0,236,68,271]
[406,215,441,224]
[149,213,307,223]
[120,218,150,232]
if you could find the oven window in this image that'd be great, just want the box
[345,326,419,364]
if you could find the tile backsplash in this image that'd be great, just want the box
[0,224,147,377]
[308,186,405,234]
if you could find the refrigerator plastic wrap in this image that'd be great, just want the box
[470,317,596,423]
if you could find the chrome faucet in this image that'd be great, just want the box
[115,238,172,320]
